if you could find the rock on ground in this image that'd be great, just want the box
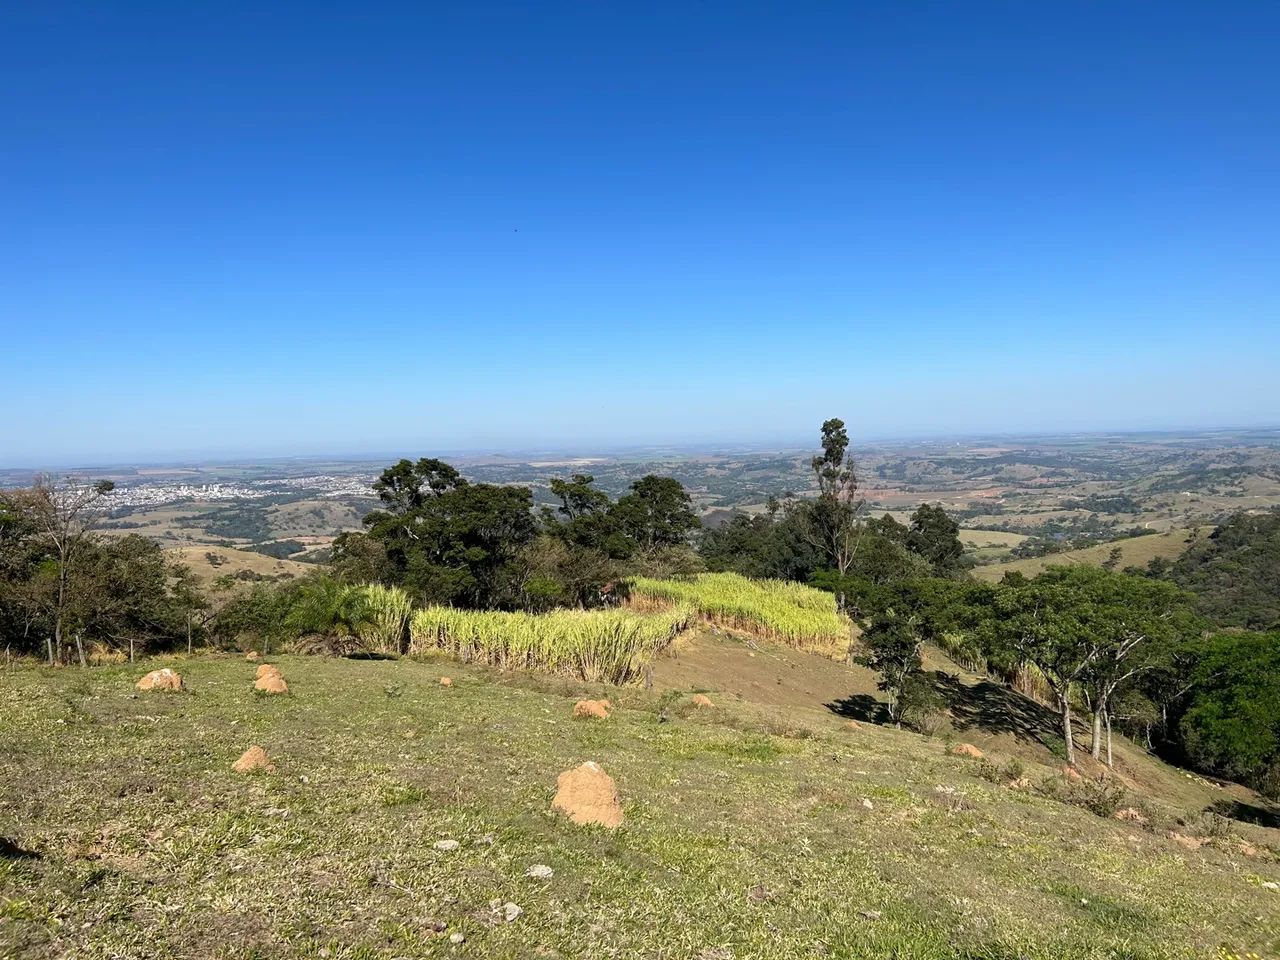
[439,677,453,687]
[232,745,275,774]
[691,694,715,709]
[245,651,261,661]
[136,668,182,692]
[255,663,282,679]
[254,673,288,695]
[552,761,624,828]
[950,743,984,759]
[573,699,611,720]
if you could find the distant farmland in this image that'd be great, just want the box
[972,528,1204,582]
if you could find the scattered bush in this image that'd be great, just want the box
[1062,776,1129,818]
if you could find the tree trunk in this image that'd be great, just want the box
[129,636,135,664]
[74,631,87,668]
[46,636,54,667]
[1091,709,1103,760]
[186,611,193,655]
[1105,708,1113,766]
[1059,692,1075,767]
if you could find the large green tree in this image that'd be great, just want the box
[906,503,967,577]
[613,475,701,554]
[353,458,537,609]
[1177,631,1280,797]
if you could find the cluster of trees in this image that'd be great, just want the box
[1161,509,1280,630]
[701,420,968,590]
[0,479,206,663]
[329,457,701,612]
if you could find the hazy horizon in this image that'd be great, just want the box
[5,420,1279,474]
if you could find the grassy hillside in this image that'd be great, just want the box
[167,544,315,585]
[3,652,1278,959]
[972,529,1202,582]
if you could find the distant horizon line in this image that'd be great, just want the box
[4,422,1278,474]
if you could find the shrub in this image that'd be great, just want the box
[409,605,692,684]
[627,572,851,656]
[1063,776,1129,818]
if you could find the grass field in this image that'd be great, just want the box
[409,605,692,683]
[972,529,1204,582]
[3,654,1278,959]
[628,573,851,655]
[959,529,1030,549]
[167,544,315,586]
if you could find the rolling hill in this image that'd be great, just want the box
[972,528,1204,582]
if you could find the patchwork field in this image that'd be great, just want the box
[3,651,1278,960]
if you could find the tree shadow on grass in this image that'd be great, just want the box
[1211,798,1280,829]
[931,672,1061,749]
[0,837,40,860]
[824,671,1064,752]
[824,693,889,724]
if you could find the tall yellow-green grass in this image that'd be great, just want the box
[627,572,851,657]
[409,605,693,684]
[355,583,413,655]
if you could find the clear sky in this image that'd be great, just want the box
[3,2,1278,465]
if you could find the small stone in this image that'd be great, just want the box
[502,901,522,923]
[858,909,882,921]
[245,651,261,661]
[449,932,465,944]
[526,864,553,879]
[1114,807,1146,824]
[255,663,282,679]
[434,839,461,852]
[860,798,874,810]
[691,694,715,709]
[439,676,453,687]
[1261,881,1278,891]
[950,743,984,759]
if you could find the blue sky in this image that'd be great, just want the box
[2,2,1278,464]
